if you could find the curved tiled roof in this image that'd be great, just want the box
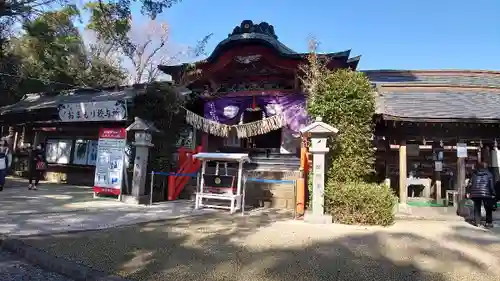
[159,20,360,76]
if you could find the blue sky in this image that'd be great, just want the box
[143,0,499,70]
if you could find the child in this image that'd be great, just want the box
[28,143,47,190]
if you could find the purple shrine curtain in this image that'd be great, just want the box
[203,94,310,136]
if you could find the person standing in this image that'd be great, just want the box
[0,139,12,191]
[466,161,496,228]
[28,143,47,190]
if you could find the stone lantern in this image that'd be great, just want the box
[300,116,339,224]
[124,117,160,204]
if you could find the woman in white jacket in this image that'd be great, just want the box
[0,139,12,191]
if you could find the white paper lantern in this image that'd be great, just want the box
[265,103,282,115]
[223,105,239,118]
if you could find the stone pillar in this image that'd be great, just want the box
[131,145,150,197]
[124,117,159,205]
[304,144,333,224]
[398,140,407,204]
[300,117,338,224]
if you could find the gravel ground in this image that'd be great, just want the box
[20,211,500,281]
[0,249,74,281]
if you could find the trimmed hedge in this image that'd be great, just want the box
[325,181,397,226]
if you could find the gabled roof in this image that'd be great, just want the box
[363,69,500,88]
[376,91,500,122]
[0,88,139,115]
[367,69,500,122]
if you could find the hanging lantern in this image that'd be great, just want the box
[223,105,239,118]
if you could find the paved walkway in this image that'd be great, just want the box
[396,203,500,222]
[0,177,213,237]
[0,249,74,281]
[19,212,500,281]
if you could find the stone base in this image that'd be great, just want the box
[396,203,411,214]
[119,194,150,205]
[303,211,333,224]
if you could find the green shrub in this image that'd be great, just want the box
[301,43,391,225]
[324,181,397,226]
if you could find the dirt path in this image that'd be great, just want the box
[20,211,500,281]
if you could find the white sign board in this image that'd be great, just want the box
[457,143,467,158]
[434,161,443,172]
[58,100,127,122]
[93,128,126,195]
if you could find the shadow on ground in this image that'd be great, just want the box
[21,211,500,281]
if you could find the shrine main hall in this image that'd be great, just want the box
[1,20,499,209]
[160,20,500,206]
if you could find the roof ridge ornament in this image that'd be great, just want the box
[229,20,278,40]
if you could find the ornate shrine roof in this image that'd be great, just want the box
[159,20,360,82]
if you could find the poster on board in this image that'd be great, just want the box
[93,128,127,196]
[434,161,443,172]
[456,143,467,158]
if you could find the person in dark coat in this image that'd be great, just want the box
[0,139,12,191]
[467,161,496,228]
[28,143,47,190]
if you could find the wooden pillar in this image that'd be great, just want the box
[399,140,407,204]
[433,144,443,203]
[384,141,391,188]
[477,145,482,163]
[456,142,467,200]
[13,130,18,152]
[296,136,307,217]
[435,170,442,203]
[33,131,40,147]
[482,145,491,165]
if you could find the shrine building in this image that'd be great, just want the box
[161,21,500,207]
[159,20,359,164]
[2,19,500,210]
[366,69,500,205]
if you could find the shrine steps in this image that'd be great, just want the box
[248,153,300,171]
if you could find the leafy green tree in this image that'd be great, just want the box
[303,56,375,182]
[131,82,187,172]
[15,5,86,92]
[1,5,126,103]
[301,39,396,226]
